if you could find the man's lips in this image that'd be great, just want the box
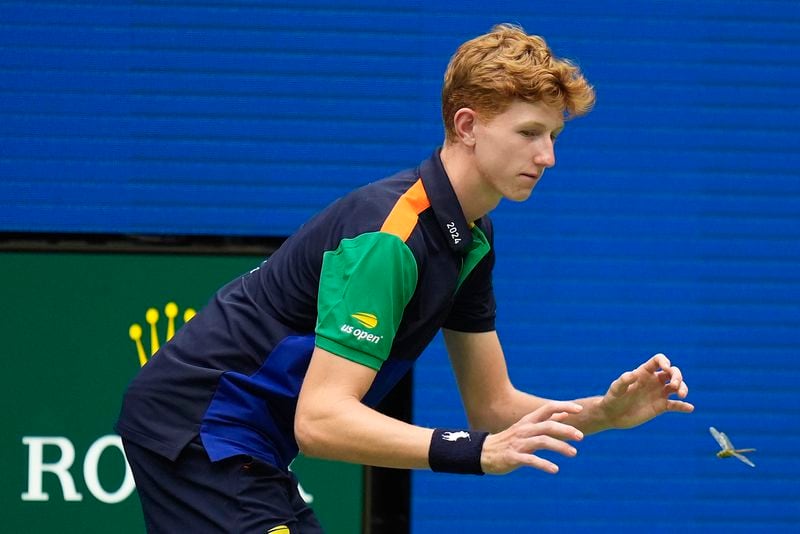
[522,169,546,181]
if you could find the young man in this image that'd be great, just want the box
[117,23,693,532]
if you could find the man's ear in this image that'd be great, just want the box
[453,108,478,147]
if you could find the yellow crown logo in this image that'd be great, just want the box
[129,302,196,367]
[351,312,378,329]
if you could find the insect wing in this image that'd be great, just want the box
[719,431,736,451]
[709,427,728,450]
[732,451,755,468]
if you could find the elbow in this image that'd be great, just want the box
[294,409,317,457]
[294,404,328,458]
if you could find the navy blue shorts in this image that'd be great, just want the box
[122,437,323,534]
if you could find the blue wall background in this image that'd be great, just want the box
[2,1,799,532]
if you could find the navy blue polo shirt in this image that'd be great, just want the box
[115,150,496,472]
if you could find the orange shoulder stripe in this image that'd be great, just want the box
[380,178,430,242]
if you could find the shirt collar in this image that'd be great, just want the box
[419,148,473,254]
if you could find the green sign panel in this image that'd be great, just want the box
[1,251,362,533]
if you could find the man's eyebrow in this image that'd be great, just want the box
[519,121,565,133]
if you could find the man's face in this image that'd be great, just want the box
[472,100,564,202]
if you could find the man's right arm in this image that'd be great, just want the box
[295,345,434,470]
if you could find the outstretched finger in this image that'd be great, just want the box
[521,433,580,457]
[532,419,584,442]
[654,370,670,383]
[549,411,573,422]
[643,353,672,373]
[664,382,689,399]
[524,401,583,424]
[666,365,683,387]
[608,370,635,396]
[512,451,562,475]
[658,364,687,395]
[666,399,695,413]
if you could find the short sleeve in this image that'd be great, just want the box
[315,232,418,370]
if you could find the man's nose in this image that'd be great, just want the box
[535,138,556,168]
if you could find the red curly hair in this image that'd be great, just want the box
[442,24,596,142]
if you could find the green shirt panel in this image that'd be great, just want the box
[315,232,419,370]
[456,224,491,291]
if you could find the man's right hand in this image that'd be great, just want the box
[480,400,584,475]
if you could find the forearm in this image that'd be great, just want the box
[295,396,434,469]
[481,390,610,436]
[468,387,549,433]
[498,356,692,436]
[564,395,612,435]
[297,347,437,469]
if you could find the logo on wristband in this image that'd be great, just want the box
[441,431,472,442]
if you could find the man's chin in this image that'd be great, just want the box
[507,187,536,202]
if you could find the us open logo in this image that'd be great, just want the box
[340,312,383,344]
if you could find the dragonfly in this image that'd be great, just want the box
[709,426,756,467]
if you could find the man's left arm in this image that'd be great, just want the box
[444,328,549,433]
[444,329,694,436]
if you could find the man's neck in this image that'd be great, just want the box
[439,142,501,223]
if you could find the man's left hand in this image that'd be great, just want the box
[599,353,694,430]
